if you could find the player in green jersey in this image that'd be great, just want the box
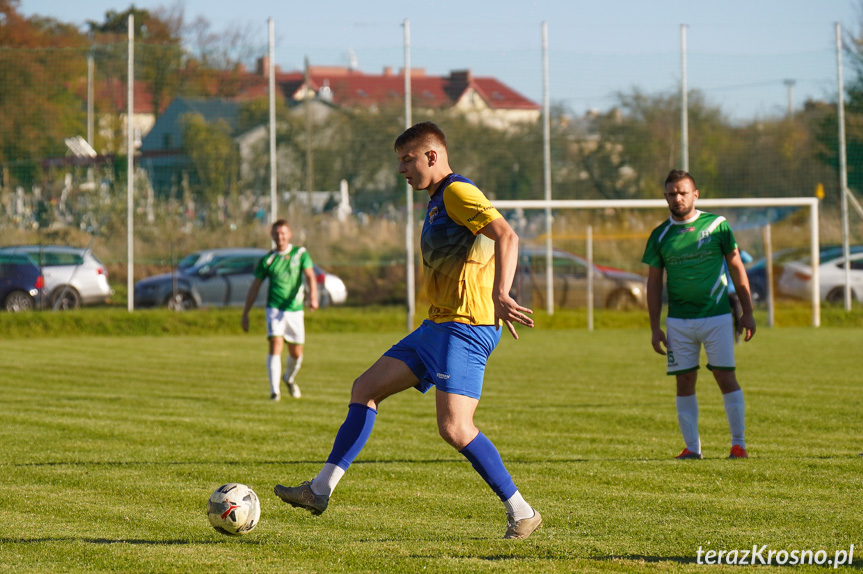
[242,220,318,400]
[642,170,755,460]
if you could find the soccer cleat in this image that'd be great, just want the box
[728,445,749,459]
[675,448,703,460]
[270,393,280,401]
[504,510,542,540]
[273,481,328,515]
[283,374,302,398]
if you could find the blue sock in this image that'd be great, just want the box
[325,403,377,470]
[459,431,518,501]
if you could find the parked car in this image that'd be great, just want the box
[512,247,646,310]
[778,246,863,303]
[0,245,112,309]
[746,247,808,303]
[135,248,347,309]
[0,252,44,311]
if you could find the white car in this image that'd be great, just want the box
[0,245,113,309]
[778,246,863,303]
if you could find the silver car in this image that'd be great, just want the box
[512,247,647,310]
[0,245,113,309]
[177,248,346,307]
[135,248,346,310]
[778,246,863,303]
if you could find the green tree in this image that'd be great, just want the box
[181,112,239,214]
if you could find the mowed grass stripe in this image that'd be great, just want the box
[0,328,860,573]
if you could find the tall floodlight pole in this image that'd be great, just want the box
[783,79,796,117]
[87,53,94,183]
[542,22,553,315]
[404,19,415,332]
[87,55,94,151]
[268,17,277,223]
[680,24,689,172]
[836,22,851,311]
[127,14,135,312]
[304,55,314,193]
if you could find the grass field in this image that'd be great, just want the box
[1,318,862,572]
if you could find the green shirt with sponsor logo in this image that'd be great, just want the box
[642,211,737,319]
[253,245,313,312]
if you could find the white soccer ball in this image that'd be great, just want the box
[207,483,261,536]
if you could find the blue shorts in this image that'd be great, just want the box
[383,320,501,400]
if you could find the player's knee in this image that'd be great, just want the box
[349,376,369,402]
[349,375,381,407]
[676,372,697,395]
[437,421,474,450]
[714,372,741,393]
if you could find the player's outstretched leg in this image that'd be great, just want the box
[274,403,377,514]
[460,431,542,539]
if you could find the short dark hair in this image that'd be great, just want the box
[271,219,290,232]
[394,121,447,151]
[664,169,696,189]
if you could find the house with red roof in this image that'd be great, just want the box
[264,62,540,129]
[133,62,538,196]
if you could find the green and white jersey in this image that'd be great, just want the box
[253,245,313,312]
[642,210,737,319]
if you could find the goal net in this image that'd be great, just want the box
[494,197,821,327]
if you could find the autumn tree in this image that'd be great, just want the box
[88,5,184,119]
[0,0,87,186]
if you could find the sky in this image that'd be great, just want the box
[19,0,863,121]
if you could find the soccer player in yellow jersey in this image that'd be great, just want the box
[274,121,542,540]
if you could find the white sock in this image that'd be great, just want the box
[310,463,345,497]
[284,355,303,384]
[676,394,701,454]
[267,355,281,395]
[722,389,746,449]
[503,490,534,521]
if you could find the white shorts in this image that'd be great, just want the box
[266,308,305,344]
[665,314,735,375]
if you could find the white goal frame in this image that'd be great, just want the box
[494,197,822,327]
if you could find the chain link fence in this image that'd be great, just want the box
[1,11,861,308]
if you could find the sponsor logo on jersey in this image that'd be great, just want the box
[677,226,695,233]
[436,372,451,380]
[467,204,493,223]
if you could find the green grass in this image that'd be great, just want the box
[1,326,862,572]
[1,300,862,339]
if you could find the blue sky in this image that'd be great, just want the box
[19,0,863,121]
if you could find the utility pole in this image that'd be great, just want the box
[783,79,796,117]
[304,55,314,193]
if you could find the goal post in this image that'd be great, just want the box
[494,197,822,327]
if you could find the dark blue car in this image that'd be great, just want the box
[0,253,44,311]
